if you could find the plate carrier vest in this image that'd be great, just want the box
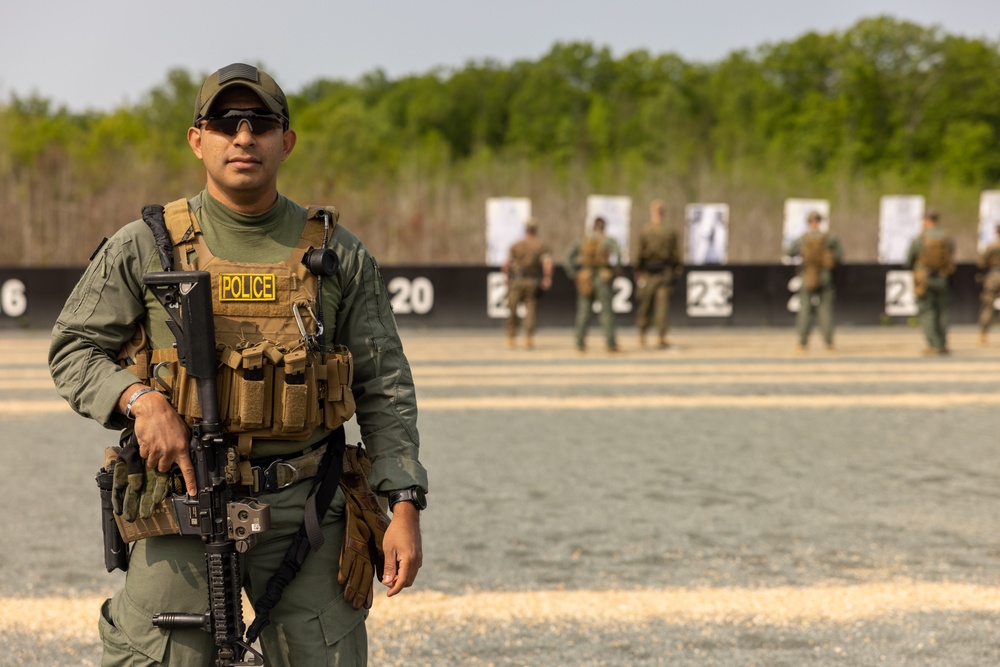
[126,198,356,444]
[920,233,955,276]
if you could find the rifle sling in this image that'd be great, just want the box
[246,425,346,644]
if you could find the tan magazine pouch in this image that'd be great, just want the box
[324,345,356,430]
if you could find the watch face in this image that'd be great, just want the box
[391,487,427,510]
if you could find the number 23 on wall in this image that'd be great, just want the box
[686,271,733,317]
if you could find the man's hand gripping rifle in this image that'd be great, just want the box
[144,270,270,667]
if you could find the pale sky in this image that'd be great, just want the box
[3,0,998,112]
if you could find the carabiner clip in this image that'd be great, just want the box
[151,361,174,397]
[292,302,322,352]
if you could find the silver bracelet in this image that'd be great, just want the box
[124,387,156,419]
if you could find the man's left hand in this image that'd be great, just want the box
[381,502,422,597]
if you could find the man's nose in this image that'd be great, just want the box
[233,119,255,144]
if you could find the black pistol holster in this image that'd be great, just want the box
[96,448,129,573]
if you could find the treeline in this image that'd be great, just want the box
[1,15,998,266]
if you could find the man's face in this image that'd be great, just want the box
[187,86,295,209]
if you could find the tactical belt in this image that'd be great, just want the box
[249,444,328,494]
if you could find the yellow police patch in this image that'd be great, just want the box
[219,273,277,301]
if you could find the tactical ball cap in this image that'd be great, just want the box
[193,63,289,124]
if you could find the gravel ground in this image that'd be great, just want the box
[3,326,1000,666]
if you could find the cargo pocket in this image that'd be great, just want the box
[102,592,172,666]
[317,595,369,655]
[98,598,136,665]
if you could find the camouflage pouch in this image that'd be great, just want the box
[802,264,821,292]
[106,443,183,543]
[913,268,929,299]
[575,269,594,297]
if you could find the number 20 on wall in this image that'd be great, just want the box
[387,276,434,315]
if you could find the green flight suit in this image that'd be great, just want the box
[565,233,622,350]
[786,230,843,348]
[906,228,956,353]
[635,222,680,343]
[505,235,551,339]
[49,191,428,667]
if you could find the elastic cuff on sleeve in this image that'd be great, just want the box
[96,369,145,430]
[370,457,429,496]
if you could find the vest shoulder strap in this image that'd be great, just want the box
[303,206,340,247]
[305,205,340,226]
[163,198,199,245]
[147,199,339,274]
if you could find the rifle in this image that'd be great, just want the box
[143,270,270,667]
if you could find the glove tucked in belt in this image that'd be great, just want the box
[338,443,390,610]
[250,444,328,494]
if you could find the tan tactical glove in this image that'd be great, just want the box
[338,444,390,610]
[111,435,177,522]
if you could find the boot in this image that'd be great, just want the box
[639,330,647,348]
[658,335,669,350]
[526,335,535,350]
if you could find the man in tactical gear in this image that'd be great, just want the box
[785,211,843,352]
[49,63,428,666]
[565,216,623,352]
[976,224,1000,345]
[905,211,956,356]
[634,199,681,349]
[501,218,553,349]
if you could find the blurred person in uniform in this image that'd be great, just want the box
[785,211,843,352]
[905,211,956,355]
[565,216,622,352]
[976,224,1000,344]
[634,199,681,349]
[501,218,553,349]
[48,63,428,667]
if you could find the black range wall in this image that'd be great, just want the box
[0,264,984,331]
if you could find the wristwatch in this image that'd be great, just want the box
[388,487,427,511]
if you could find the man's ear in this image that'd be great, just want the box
[281,129,297,161]
[187,127,204,160]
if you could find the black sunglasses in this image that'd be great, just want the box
[198,108,287,136]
